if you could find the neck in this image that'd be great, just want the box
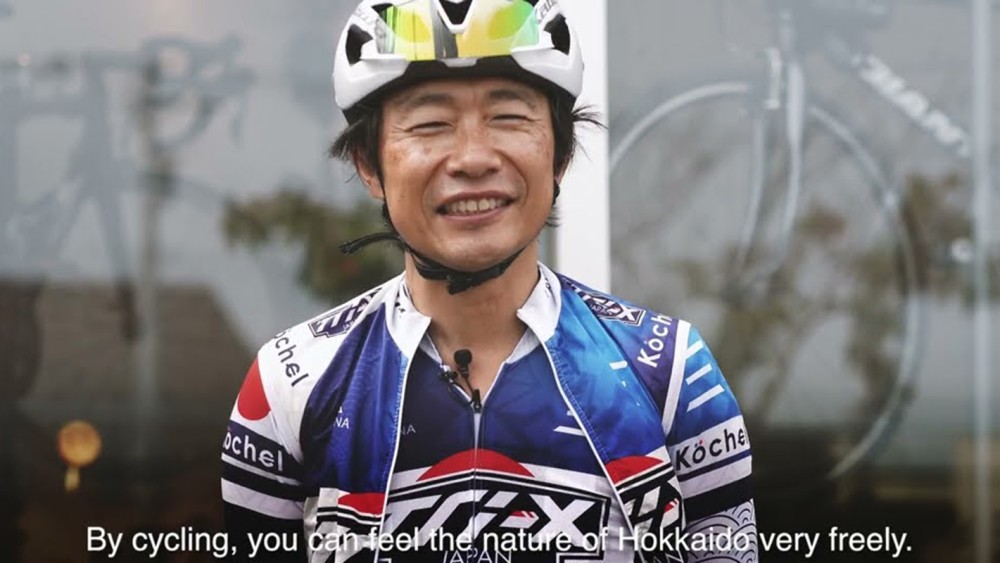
[405,246,540,355]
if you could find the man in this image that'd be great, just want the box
[222,1,758,561]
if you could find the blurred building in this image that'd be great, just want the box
[1,1,996,562]
[5,282,249,562]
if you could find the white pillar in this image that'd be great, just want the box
[555,0,610,291]
[970,0,993,561]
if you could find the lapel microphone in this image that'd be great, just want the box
[454,349,482,412]
[454,349,472,380]
[438,349,481,412]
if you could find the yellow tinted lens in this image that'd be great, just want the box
[379,3,436,60]
[489,0,536,41]
[457,0,539,57]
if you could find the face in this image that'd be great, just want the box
[358,77,558,272]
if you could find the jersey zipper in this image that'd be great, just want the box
[443,362,506,555]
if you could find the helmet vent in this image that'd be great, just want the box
[346,24,373,64]
[440,0,472,27]
[545,14,570,55]
[371,3,393,18]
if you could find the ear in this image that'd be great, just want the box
[555,164,568,185]
[353,149,384,200]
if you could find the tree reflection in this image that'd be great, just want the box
[669,171,997,489]
[223,186,402,304]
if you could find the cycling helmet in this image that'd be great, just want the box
[333,0,584,293]
[333,0,583,121]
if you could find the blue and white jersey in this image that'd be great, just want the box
[221,264,756,562]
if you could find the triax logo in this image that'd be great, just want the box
[379,450,610,557]
[573,287,646,327]
[310,289,379,338]
[608,456,684,563]
[613,460,682,532]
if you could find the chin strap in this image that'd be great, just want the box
[410,244,525,295]
[339,230,525,295]
[338,231,400,255]
[340,181,557,294]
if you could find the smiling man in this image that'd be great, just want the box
[221,1,757,562]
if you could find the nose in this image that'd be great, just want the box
[445,119,502,180]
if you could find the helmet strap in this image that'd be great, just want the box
[339,202,531,295]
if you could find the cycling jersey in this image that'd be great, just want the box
[221,264,755,562]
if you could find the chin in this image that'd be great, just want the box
[440,243,524,273]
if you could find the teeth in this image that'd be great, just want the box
[445,198,506,216]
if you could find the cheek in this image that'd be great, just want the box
[496,128,555,173]
[380,142,439,232]
[382,142,415,182]
[529,127,556,169]
[517,131,556,180]
[382,143,430,197]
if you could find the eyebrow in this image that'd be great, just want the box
[390,91,455,114]
[487,87,539,110]
[389,85,541,115]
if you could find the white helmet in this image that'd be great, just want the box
[333,0,583,120]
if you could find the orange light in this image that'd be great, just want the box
[57,420,102,492]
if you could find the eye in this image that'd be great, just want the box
[494,114,530,122]
[409,121,449,132]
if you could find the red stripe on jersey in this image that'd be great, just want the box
[339,492,386,516]
[417,449,534,481]
[237,359,271,421]
[606,455,661,484]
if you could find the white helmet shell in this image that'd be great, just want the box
[333,0,583,116]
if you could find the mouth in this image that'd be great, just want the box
[438,197,513,217]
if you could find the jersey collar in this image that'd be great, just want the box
[385,262,563,361]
